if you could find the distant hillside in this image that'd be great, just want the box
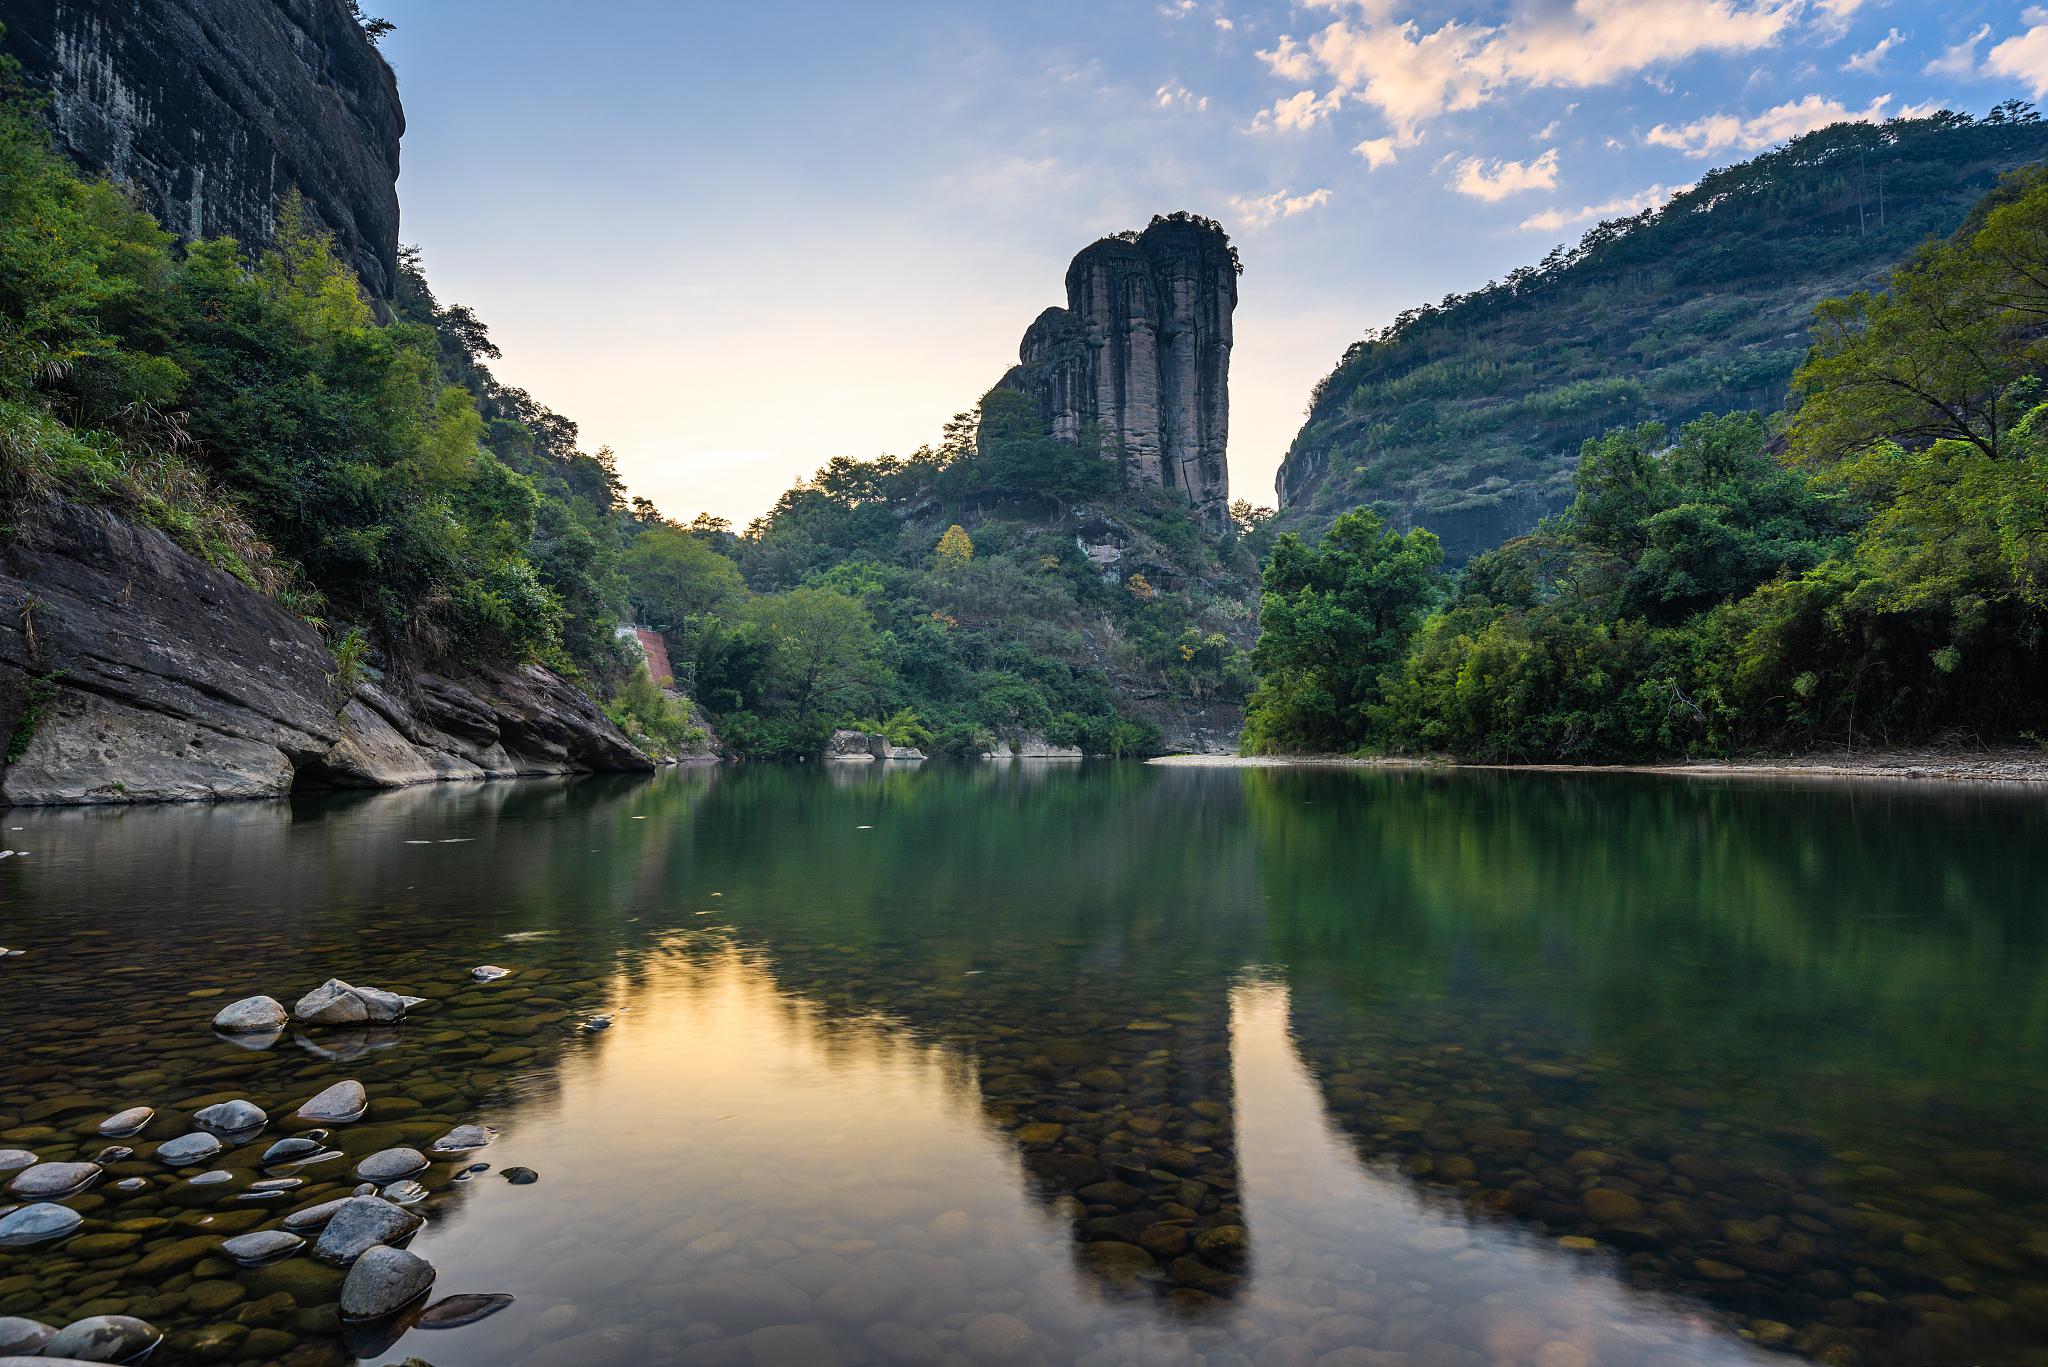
[1275,104,2048,561]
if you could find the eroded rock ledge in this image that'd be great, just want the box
[0,500,652,806]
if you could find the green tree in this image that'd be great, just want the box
[749,586,881,723]
[1244,509,1444,753]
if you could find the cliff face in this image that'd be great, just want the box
[1000,215,1237,528]
[0,0,404,296]
[0,501,652,806]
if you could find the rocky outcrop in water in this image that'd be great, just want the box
[0,500,652,806]
[998,215,1237,529]
[0,0,404,296]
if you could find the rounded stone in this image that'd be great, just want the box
[97,1108,154,1138]
[222,1229,305,1265]
[193,1099,267,1134]
[415,1293,514,1328]
[312,1195,425,1265]
[961,1312,1035,1363]
[294,979,371,1026]
[295,1080,369,1124]
[155,1133,222,1167]
[212,996,287,1034]
[353,1147,428,1183]
[42,1314,162,1363]
[469,965,510,982]
[501,1166,538,1185]
[339,1244,435,1320]
[0,1151,34,1172]
[280,1196,352,1234]
[0,1317,54,1356]
[0,1202,82,1246]
[1582,1189,1644,1223]
[5,1161,101,1199]
[427,1124,493,1155]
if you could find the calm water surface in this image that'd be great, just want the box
[1,764,2045,1366]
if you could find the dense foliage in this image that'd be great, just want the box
[0,67,642,695]
[1248,165,2048,759]
[1279,104,2048,562]
[618,385,1262,759]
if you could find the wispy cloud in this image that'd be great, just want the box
[1452,147,1561,200]
[1519,181,1691,233]
[1155,82,1210,112]
[1843,27,1904,73]
[1924,24,1991,78]
[1645,92,1892,156]
[1266,0,1803,146]
[1989,11,2048,98]
[1354,135,1403,168]
[1249,88,1344,132]
[1227,185,1334,228]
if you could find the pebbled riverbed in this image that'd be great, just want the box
[0,764,2044,1365]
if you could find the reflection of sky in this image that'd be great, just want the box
[368,945,1776,1364]
[1230,977,1773,1367]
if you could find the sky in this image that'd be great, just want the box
[373,0,2046,526]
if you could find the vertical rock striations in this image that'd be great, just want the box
[1000,214,1238,528]
[0,0,404,296]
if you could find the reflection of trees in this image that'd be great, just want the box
[1241,767,2048,1364]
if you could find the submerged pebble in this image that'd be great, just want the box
[97,1106,154,1137]
[42,1313,162,1364]
[0,1201,82,1247]
[469,964,511,982]
[415,1292,515,1329]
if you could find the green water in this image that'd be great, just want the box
[1,763,2045,1366]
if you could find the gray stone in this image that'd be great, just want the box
[0,1151,33,1172]
[313,1195,424,1265]
[97,1107,154,1137]
[0,1203,82,1247]
[155,1132,222,1167]
[469,965,510,982]
[339,1244,435,1320]
[221,1229,304,1265]
[428,1124,493,1154]
[0,501,653,808]
[4,1161,99,1198]
[296,1079,369,1123]
[295,980,369,1025]
[0,1317,54,1356]
[42,1314,161,1363]
[193,1099,266,1133]
[281,1196,352,1234]
[354,1147,428,1182]
[415,1293,514,1329]
[212,996,287,1034]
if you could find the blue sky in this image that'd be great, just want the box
[375,0,2045,523]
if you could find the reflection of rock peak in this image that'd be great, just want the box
[999,215,1238,529]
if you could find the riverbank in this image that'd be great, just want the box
[1150,746,2048,784]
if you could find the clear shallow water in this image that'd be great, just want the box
[0,763,2045,1366]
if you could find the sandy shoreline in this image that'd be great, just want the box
[1149,748,2048,785]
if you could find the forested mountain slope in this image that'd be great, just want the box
[1276,104,2048,562]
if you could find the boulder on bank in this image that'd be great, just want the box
[0,500,654,807]
[824,730,878,762]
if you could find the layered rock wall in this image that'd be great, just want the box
[0,0,405,295]
[1000,215,1237,528]
[0,501,652,806]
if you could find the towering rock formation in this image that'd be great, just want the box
[999,214,1237,528]
[0,0,405,296]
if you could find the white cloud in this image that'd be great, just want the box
[1518,181,1691,233]
[1262,0,1803,148]
[1533,103,1579,139]
[1988,15,2048,98]
[1158,0,1200,17]
[1249,88,1343,133]
[1155,83,1210,111]
[1256,35,1318,82]
[1645,92,1892,156]
[1897,98,1947,119]
[1811,0,1864,40]
[1354,135,1402,168]
[1924,24,1991,78]
[1227,186,1334,228]
[1452,147,1561,201]
[1844,27,1903,73]
[1215,16,1235,31]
